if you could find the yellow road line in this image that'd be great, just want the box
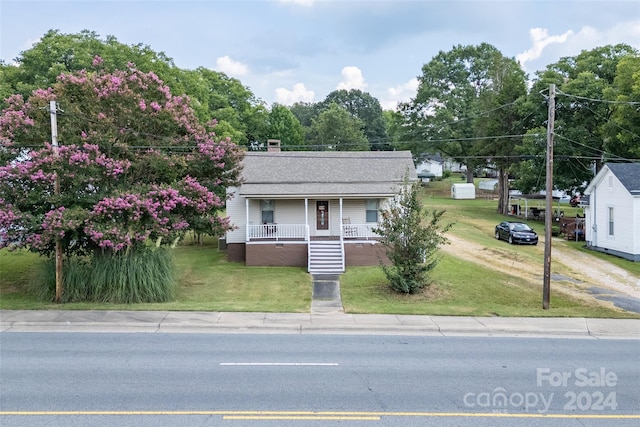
[0,410,638,419]
[224,415,380,420]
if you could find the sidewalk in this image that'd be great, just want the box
[1,310,639,338]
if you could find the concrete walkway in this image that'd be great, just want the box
[1,310,639,339]
[311,274,344,314]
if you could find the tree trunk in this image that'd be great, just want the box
[497,167,510,215]
[465,167,474,183]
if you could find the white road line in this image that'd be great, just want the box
[219,362,339,366]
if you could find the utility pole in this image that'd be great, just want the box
[543,84,555,310]
[49,100,63,303]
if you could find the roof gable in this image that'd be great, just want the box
[586,163,640,196]
[238,151,417,197]
[606,163,640,195]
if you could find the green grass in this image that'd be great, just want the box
[1,181,638,317]
[0,242,311,312]
[341,255,628,317]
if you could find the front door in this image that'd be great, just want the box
[316,201,329,231]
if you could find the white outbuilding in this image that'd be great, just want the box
[451,183,476,200]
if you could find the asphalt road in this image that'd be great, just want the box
[1,333,638,426]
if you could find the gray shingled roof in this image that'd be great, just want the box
[607,163,640,195]
[238,151,417,197]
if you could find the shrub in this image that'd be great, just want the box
[374,178,452,294]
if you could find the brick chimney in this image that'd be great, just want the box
[267,139,281,152]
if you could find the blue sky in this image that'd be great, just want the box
[1,0,639,109]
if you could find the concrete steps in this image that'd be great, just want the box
[308,240,344,275]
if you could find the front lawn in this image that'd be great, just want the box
[1,180,638,318]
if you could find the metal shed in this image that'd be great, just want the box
[451,183,476,199]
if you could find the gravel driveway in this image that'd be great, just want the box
[441,234,640,313]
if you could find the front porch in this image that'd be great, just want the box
[226,196,389,271]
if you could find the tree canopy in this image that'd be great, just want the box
[267,103,305,150]
[514,44,639,195]
[400,43,528,213]
[308,103,369,151]
[320,89,390,150]
[0,30,269,149]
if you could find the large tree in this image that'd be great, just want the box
[603,55,640,159]
[1,30,270,150]
[179,67,270,147]
[514,44,639,195]
[321,89,390,150]
[401,44,513,182]
[267,103,305,150]
[473,55,528,214]
[0,60,242,302]
[401,43,527,213]
[1,30,176,105]
[308,103,369,151]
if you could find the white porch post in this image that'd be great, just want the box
[245,198,249,242]
[304,198,308,241]
[339,198,343,238]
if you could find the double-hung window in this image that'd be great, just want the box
[366,199,379,223]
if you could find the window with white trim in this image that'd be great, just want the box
[608,207,614,236]
[366,199,379,223]
[261,200,274,223]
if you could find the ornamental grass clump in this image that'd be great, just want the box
[37,249,175,303]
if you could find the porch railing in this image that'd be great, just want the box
[247,224,308,241]
[246,223,378,241]
[342,224,378,240]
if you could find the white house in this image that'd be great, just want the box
[415,153,443,181]
[583,163,640,262]
[225,143,417,274]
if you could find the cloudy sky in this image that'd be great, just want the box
[1,0,639,109]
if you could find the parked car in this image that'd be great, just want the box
[495,221,538,245]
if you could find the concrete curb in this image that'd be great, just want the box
[1,310,639,339]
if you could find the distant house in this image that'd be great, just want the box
[415,153,443,182]
[583,163,640,262]
[224,142,417,274]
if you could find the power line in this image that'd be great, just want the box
[552,133,634,162]
[556,90,640,106]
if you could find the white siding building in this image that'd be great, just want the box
[583,163,640,262]
[225,145,417,273]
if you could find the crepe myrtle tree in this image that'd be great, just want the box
[373,177,452,294]
[0,57,242,302]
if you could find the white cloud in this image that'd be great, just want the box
[275,83,315,105]
[215,56,249,77]
[380,77,419,111]
[517,21,640,73]
[336,66,368,91]
[516,27,574,67]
